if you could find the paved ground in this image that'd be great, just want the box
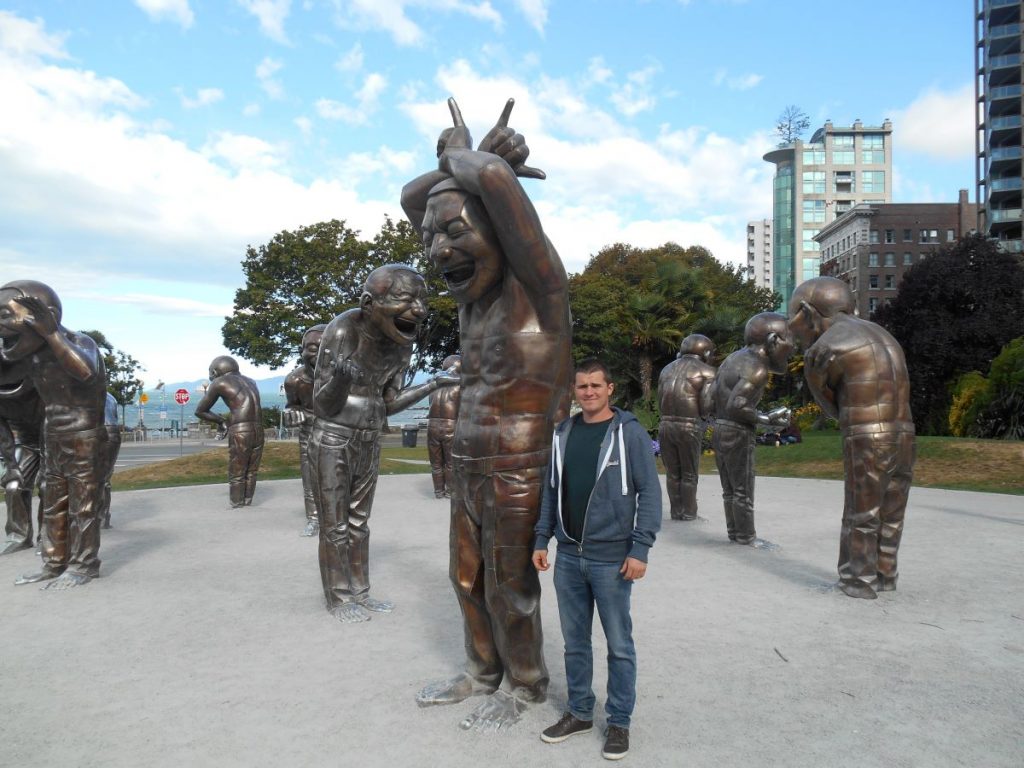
[0,474,1021,768]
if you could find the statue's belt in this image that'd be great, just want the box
[312,421,379,442]
[714,419,755,432]
[227,422,262,433]
[660,416,701,425]
[452,449,551,474]
[841,421,915,438]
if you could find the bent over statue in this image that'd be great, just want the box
[402,98,572,731]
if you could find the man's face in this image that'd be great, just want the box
[301,332,323,368]
[422,189,503,304]
[0,290,45,362]
[767,329,796,374]
[366,271,429,347]
[786,303,818,351]
[574,370,614,420]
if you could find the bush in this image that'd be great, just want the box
[948,371,988,437]
[792,402,837,431]
[976,337,1024,440]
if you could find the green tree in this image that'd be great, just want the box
[974,337,1024,440]
[222,217,458,373]
[80,329,144,427]
[872,234,1024,435]
[776,105,811,145]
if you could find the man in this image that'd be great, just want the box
[657,334,717,521]
[426,354,461,499]
[788,277,915,599]
[195,355,264,508]
[0,371,44,554]
[283,324,327,536]
[707,313,793,547]
[403,98,572,731]
[0,280,109,589]
[533,359,662,761]
[310,264,454,624]
[97,392,122,528]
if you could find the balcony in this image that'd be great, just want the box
[990,145,1023,162]
[990,176,1024,192]
[989,23,1021,40]
[990,84,1023,100]
[990,114,1023,131]
[990,208,1022,223]
[988,53,1022,70]
[996,238,1023,253]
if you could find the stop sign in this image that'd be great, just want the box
[174,388,190,405]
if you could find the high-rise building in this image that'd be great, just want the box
[745,219,773,290]
[764,119,893,308]
[815,190,977,318]
[975,0,1023,254]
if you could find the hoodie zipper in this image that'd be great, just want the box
[555,415,620,555]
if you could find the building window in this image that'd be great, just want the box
[903,252,913,265]
[832,150,855,164]
[851,276,857,291]
[884,252,895,266]
[884,229,895,243]
[861,149,885,164]
[885,274,896,289]
[869,230,879,244]
[862,134,885,149]
[869,252,879,266]
[833,134,854,147]
[835,200,853,215]
[862,171,885,193]
[803,149,825,164]
[802,229,821,251]
[802,171,825,194]
[869,297,878,314]
[833,171,855,193]
[802,200,826,223]
[869,274,879,289]
[946,229,955,242]
[920,229,938,243]
[903,229,912,241]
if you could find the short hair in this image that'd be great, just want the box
[679,333,715,359]
[574,358,612,383]
[363,264,423,300]
[0,280,63,324]
[788,277,856,320]
[442,354,461,370]
[302,324,327,344]
[744,312,789,346]
[209,355,239,377]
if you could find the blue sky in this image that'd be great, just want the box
[0,0,975,384]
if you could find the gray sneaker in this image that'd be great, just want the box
[602,725,629,760]
[541,712,593,743]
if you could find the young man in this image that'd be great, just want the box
[533,359,662,761]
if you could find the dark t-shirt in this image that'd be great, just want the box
[562,415,612,542]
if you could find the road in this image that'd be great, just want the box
[113,439,222,473]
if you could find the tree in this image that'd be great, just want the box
[80,329,145,427]
[872,234,1024,435]
[222,217,458,373]
[776,105,810,145]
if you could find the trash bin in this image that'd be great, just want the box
[401,424,418,448]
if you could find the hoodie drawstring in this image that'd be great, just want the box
[618,424,627,496]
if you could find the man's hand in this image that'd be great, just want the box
[437,97,473,174]
[476,98,546,180]
[333,356,365,385]
[620,557,647,581]
[14,295,58,336]
[282,408,307,428]
[532,549,549,572]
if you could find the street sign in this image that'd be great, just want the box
[139,393,149,404]
[174,388,190,405]
[159,411,167,420]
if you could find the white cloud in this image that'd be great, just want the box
[512,0,548,34]
[331,0,503,47]
[712,68,763,91]
[586,57,613,86]
[237,0,291,44]
[133,0,195,29]
[203,132,284,171]
[103,293,232,318]
[609,65,660,117]
[0,10,69,58]
[294,115,312,137]
[316,71,388,125]
[888,84,974,161]
[339,146,417,182]
[177,86,224,109]
[256,56,284,99]
[242,102,261,117]
[335,42,364,73]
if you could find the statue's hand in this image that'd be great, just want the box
[13,295,58,336]
[1,466,24,490]
[334,357,366,385]
[434,369,460,387]
[437,97,473,173]
[476,98,546,180]
[282,408,307,428]
[767,406,791,426]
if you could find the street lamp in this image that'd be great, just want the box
[278,383,286,440]
[195,380,209,441]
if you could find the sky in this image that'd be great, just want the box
[0,0,977,385]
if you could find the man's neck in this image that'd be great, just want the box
[581,408,613,424]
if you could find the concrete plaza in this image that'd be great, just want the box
[1,474,1021,767]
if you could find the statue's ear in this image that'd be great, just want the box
[359,291,373,311]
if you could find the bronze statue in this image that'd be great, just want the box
[402,98,572,731]
[427,354,461,498]
[284,324,327,536]
[788,277,916,599]
[194,355,264,508]
[707,313,792,547]
[97,392,121,529]
[309,264,455,624]
[0,280,109,589]
[0,371,44,555]
[657,334,717,521]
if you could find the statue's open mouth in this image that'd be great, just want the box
[443,263,475,288]
[394,317,420,337]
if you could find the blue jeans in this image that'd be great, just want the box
[553,550,636,728]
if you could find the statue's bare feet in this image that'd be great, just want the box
[15,570,59,586]
[42,572,92,590]
[838,580,878,600]
[743,537,779,551]
[359,596,394,613]
[330,603,371,623]
[301,519,319,537]
[416,673,495,707]
[0,539,32,556]
[459,690,527,733]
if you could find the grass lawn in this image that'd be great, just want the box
[113,433,1024,496]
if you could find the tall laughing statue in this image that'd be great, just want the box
[0,280,109,589]
[284,323,327,537]
[310,264,455,624]
[402,98,572,731]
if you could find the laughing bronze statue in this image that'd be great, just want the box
[0,280,109,589]
[708,313,792,548]
[427,354,461,499]
[284,324,327,536]
[658,334,717,521]
[402,98,571,731]
[788,277,915,599]
[97,392,122,529]
[310,264,455,624]
[194,355,264,508]
[0,370,44,555]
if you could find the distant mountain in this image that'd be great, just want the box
[152,374,288,395]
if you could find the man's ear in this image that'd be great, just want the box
[766,331,780,352]
[359,291,373,311]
